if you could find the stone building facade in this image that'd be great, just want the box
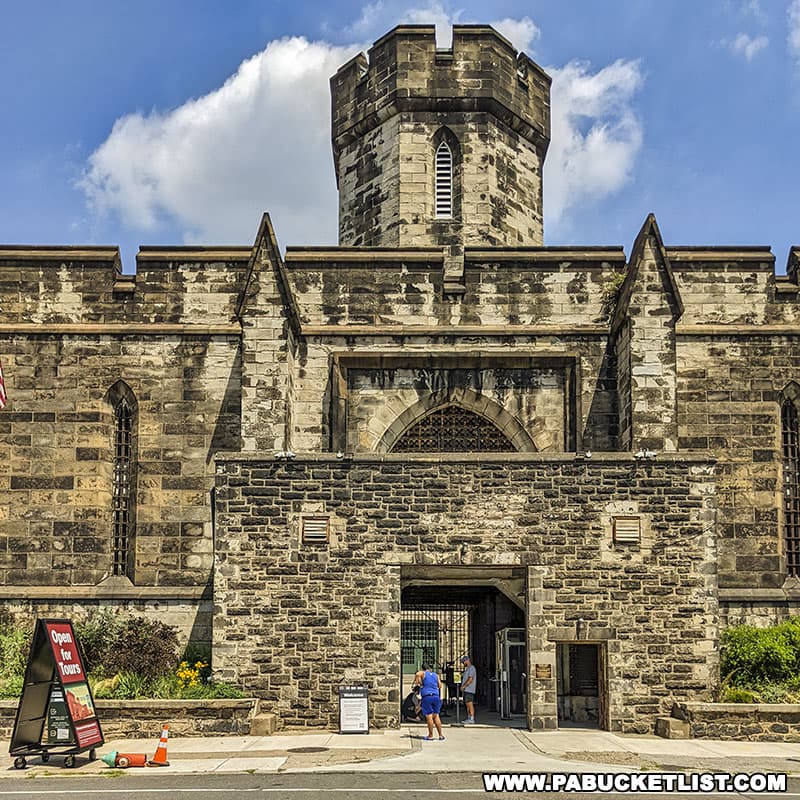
[1,24,798,733]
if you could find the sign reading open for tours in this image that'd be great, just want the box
[9,618,104,769]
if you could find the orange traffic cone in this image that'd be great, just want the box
[147,723,170,767]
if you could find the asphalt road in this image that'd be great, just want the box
[0,772,799,799]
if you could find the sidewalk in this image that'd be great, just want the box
[3,725,800,776]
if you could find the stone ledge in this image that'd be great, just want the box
[302,325,610,337]
[0,324,241,336]
[671,702,800,741]
[0,698,257,739]
[719,589,800,602]
[676,325,800,336]
[215,451,717,465]
[0,585,209,601]
[285,248,443,264]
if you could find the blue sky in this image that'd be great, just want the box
[1,0,798,273]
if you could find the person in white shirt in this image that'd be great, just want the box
[460,655,477,724]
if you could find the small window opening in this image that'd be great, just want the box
[435,142,453,219]
[112,398,134,576]
[783,399,800,577]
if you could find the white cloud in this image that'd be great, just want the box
[81,7,644,249]
[490,17,540,53]
[81,37,360,248]
[347,2,538,53]
[790,0,800,64]
[725,32,769,61]
[742,0,767,23]
[544,59,644,232]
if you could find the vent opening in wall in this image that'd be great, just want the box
[612,516,641,546]
[301,516,330,545]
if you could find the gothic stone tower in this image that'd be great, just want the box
[330,25,551,248]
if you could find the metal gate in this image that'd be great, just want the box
[400,606,472,705]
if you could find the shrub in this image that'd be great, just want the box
[720,686,758,703]
[0,627,30,684]
[103,617,179,680]
[75,609,124,674]
[178,681,245,699]
[721,618,800,686]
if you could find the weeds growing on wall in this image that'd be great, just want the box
[0,612,243,700]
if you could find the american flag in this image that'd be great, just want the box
[0,360,6,410]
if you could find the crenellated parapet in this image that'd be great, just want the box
[0,246,249,326]
[331,25,550,174]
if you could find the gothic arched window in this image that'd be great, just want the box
[434,141,453,219]
[783,394,800,577]
[108,382,137,579]
[390,406,515,453]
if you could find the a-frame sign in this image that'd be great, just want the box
[9,619,104,768]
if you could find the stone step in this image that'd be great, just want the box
[655,716,690,739]
[249,712,279,736]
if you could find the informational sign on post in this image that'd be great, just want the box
[338,685,369,734]
[9,618,104,763]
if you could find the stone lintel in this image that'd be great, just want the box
[331,350,583,368]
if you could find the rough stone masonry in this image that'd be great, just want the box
[0,23,797,734]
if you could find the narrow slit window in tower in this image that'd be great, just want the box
[435,142,453,218]
[113,398,134,577]
[784,399,800,577]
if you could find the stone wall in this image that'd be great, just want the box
[676,334,799,590]
[213,453,718,733]
[0,247,244,597]
[0,698,256,740]
[672,702,800,741]
[0,592,212,651]
[283,249,624,454]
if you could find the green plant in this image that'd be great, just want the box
[599,270,627,322]
[151,673,180,699]
[178,680,245,699]
[103,618,179,680]
[0,673,23,699]
[719,686,758,703]
[0,627,29,683]
[113,671,151,699]
[75,609,123,674]
[720,622,799,685]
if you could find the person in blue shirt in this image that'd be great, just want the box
[413,664,445,741]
